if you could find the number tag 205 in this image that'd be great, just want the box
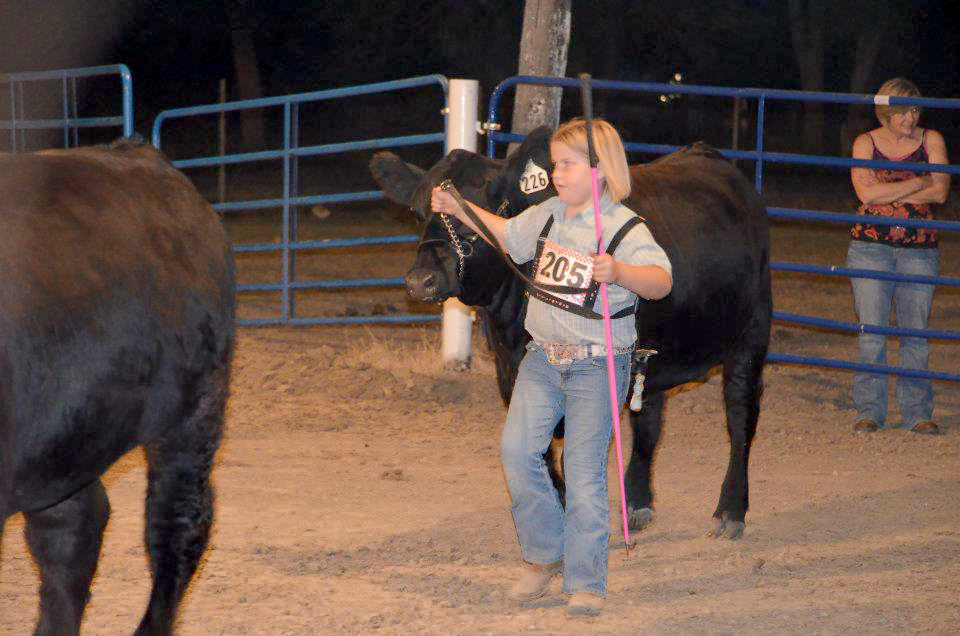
[534,239,594,306]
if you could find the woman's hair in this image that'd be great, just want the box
[551,117,631,203]
[874,77,922,123]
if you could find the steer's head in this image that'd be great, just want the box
[370,126,555,307]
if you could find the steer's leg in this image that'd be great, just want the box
[712,335,766,540]
[135,370,227,636]
[625,390,665,531]
[545,418,566,507]
[25,479,110,636]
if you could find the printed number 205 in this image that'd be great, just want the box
[538,252,588,287]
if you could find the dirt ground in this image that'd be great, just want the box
[2,207,959,635]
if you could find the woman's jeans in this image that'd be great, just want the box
[500,346,630,598]
[846,241,939,427]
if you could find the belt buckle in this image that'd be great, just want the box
[544,343,578,365]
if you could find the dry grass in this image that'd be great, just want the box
[339,327,493,378]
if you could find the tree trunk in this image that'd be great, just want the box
[509,0,571,150]
[227,6,266,149]
[788,0,826,153]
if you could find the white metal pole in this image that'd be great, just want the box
[441,79,479,370]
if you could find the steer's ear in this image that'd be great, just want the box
[517,126,553,157]
[489,125,555,216]
[370,151,426,208]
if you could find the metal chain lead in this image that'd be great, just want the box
[439,213,466,280]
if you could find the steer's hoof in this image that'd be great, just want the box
[708,513,745,540]
[627,506,654,531]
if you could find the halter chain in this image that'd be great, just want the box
[439,213,466,280]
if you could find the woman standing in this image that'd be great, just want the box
[848,77,949,434]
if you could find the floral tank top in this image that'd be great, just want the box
[850,130,938,248]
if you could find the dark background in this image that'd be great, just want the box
[2,1,958,164]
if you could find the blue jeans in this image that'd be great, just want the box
[500,345,631,598]
[846,241,939,427]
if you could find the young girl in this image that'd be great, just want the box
[430,118,672,617]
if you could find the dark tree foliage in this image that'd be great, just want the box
[92,0,958,150]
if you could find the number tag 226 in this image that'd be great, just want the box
[519,159,550,195]
[534,239,594,306]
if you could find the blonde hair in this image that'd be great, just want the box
[551,117,631,203]
[874,77,922,123]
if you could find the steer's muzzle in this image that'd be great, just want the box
[405,268,455,303]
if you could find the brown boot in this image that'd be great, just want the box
[911,421,939,435]
[506,561,562,602]
[853,419,879,433]
[567,592,604,617]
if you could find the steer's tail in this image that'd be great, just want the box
[136,360,230,636]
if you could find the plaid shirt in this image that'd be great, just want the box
[503,195,672,348]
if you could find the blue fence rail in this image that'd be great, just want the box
[152,75,450,327]
[485,76,960,188]
[485,76,960,383]
[0,64,133,151]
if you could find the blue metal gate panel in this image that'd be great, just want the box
[0,64,133,151]
[152,75,449,327]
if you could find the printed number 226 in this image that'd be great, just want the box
[521,173,548,192]
[539,252,588,287]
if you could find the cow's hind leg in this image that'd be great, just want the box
[625,390,665,531]
[711,340,766,540]
[136,374,227,636]
[25,479,110,636]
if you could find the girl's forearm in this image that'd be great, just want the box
[613,263,672,300]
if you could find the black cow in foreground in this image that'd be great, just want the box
[371,127,771,538]
[0,140,235,635]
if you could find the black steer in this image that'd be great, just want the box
[0,140,235,635]
[371,126,771,538]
